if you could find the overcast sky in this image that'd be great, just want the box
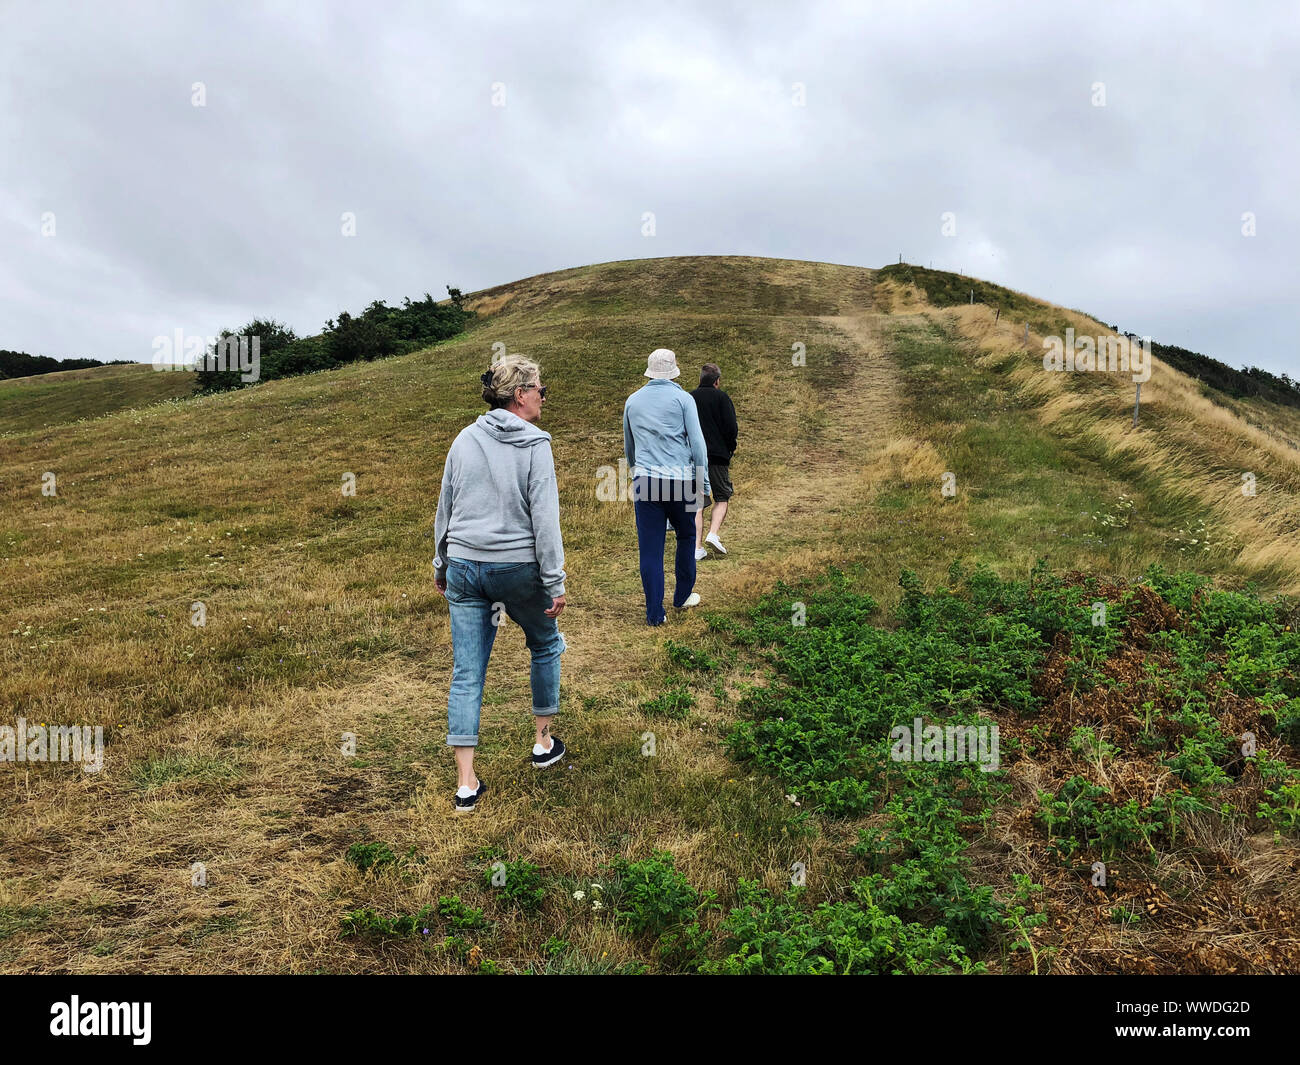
[1,0,1296,377]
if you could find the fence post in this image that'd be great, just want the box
[1133,381,1141,427]
[1024,322,1029,344]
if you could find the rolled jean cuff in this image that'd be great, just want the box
[532,706,559,717]
[446,733,478,747]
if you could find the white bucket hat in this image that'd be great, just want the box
[644,348,680,380]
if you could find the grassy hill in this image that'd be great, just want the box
[1,255,1297,973]
[0,361,195,435]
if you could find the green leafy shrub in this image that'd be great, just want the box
[999,875,1049,974]
[345,841,398,874]
[483,858,545,913]
[344,841,422,875]
[540,936,569,957]
[340,894,488,939]
[600,852,716,971]
[1260,693,1300,747]
[1258,776,1300,834]
[1139,564,1209,614]
[639,686,695,719]
[717,560,1300,972]
[725,565,1059,817]
[193,318,296,394]
[325,309,397,363]
[665,639,718,672]
[607,852,708,940]
[339,904,437,939]
[851,772,1001,953]
[702,880,980,975]
[437,895,489,930]
[1193,587,1279,639]
[1224,622,1300,697]
[1036,776,1206,860]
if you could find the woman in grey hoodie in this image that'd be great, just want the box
[432,355,567,813]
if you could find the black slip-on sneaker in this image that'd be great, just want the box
[454,779,486,813]
[531,735,566,769]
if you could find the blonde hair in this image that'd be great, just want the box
[482,354,540,408]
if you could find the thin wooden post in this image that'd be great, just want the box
[1024,322,1029,344]
[969,289,974,304]
[994,306,1000,323]
[1133,381,1142,427]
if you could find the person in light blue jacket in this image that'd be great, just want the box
[623,348,711,625]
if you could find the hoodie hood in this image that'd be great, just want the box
[474,407,552,448]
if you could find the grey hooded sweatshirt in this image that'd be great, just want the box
[433,408,566,597]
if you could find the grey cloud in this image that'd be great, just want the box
[0,0,1295,375]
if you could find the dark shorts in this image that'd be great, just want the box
[705,462,733,504]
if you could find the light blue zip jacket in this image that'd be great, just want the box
[623,379,712,496]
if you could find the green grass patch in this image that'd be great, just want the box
[127,754,242,791]
[0,905,51,940]
[639,686,696,719]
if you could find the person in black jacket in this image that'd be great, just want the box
[689,363,738,557]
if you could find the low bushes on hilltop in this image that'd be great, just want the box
[194,286,472,394]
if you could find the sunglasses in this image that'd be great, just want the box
[520,384,548,399]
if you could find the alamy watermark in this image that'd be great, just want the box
[1043,328,1151,383]
[595,459,708,504]
[152,329,261,383]
[889,717,1000,772]
[1,718,104,773]
[50,996,150,1045]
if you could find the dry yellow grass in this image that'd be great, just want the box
[942,302,1300,593]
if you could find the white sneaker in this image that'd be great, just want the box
[694,548,708,561]
[679,592,701,608]
[705,533,727,555]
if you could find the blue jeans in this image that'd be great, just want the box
[444,558,565,747]
[632,476,702,625]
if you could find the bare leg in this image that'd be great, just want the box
[708,499,729,538]
[695,506,705,551]
[535,715,554,750]
[454,746,478,790]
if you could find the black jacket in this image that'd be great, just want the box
[690,385,738,464]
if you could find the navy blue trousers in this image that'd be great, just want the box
[632,476,701,625]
